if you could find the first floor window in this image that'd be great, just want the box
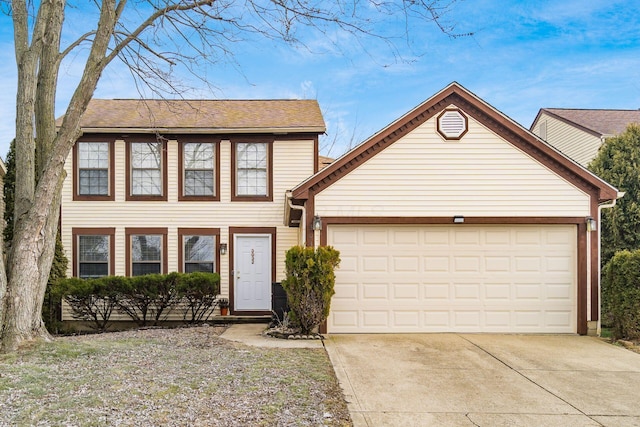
[78,235,109,278]
[183,235,215,273]
[131,234,162,275]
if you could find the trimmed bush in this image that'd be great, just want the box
[178,272,222,323]
[281,246,340,335]
[55,272,221,329]
[116,273,183,326]
[52,277,120,331]
[602,249,640,340]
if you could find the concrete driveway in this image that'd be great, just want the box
[324,334,640,426]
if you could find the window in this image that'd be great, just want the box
[131,234,162,276]
[73,141,114,201]
[78,235,109,278]
[73,228,114,278]
[178,228,220,274]
[126,228,167,276]
[179,142,219,201]
[184,235,215,273]
[127,141,167,200]
[232,141,272,201]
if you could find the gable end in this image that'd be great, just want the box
[292,83,618,204]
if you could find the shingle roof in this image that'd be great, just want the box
[318,155,333,170]
[70,99,326,133]
[541,108,640,137]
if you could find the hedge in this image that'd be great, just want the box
[602,249,640,340]
[53,272,221,331]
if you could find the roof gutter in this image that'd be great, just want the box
[285,191,306,246]
[73,126,326,135]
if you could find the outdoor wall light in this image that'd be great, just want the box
[586,217,597,232]
[312,215,322,231]
[453,215,465,224]
[219,243,228,255]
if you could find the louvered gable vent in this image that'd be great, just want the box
[437,108,468,140]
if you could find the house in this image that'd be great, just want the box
[288,83,619,335]
[530,108,640,167]
[61,83,619,335]
[60,98,325,320]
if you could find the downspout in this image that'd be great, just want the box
[596,193,623,336]
[286,191,306,247]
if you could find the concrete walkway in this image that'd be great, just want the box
[219,323,324,349]
[324,334,640,427]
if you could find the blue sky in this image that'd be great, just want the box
[0,0,639,158]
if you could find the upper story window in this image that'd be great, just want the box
[127,141,167,201]
[73,141,114,201]
[232,141,273,201]
[179,142,220,201]
[73,228,115,278]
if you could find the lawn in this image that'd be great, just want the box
[0,326,352,426]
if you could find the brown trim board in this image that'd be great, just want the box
[228,227,277,315]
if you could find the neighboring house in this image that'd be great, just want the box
[60,99,325,320]
[61,84,620,336]
[288,83,619,335]
[530,108,640,167]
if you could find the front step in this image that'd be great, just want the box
[211,315,272,324]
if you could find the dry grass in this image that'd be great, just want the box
[0,325,352,426]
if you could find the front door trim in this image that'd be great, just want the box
[229,227,276,315]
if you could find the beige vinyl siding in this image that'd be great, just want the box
[533,113,602,167]
[61,138,315,320]
[315,114,590,217]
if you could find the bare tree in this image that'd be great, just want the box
[0,0,468,352]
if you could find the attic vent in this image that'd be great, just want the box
[437,108,468,140]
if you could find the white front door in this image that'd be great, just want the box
[234,234,272,311]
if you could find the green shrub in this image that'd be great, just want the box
[55,272,221,329]
[53,277,119,331]
[281,246,340,335]
[116,272,183,326]
[178,272,221,322]
[602,249,640,340]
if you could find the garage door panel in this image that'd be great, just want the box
[393,283,420,299]
[328,224,577,333]
[362,283,389,300]
[424,256,450,271]
[454,256,481,272]
[362,256,388,272]
[393,256,420,271]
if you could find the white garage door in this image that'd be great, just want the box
[327,224,577,333]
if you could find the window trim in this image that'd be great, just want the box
[178,140,220,201]
[178,228,221,273]
[72,228,115,277]
[73,138,115,201]
[125,227,168,276]
[231,139,273,202]
[126,139,168,201]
